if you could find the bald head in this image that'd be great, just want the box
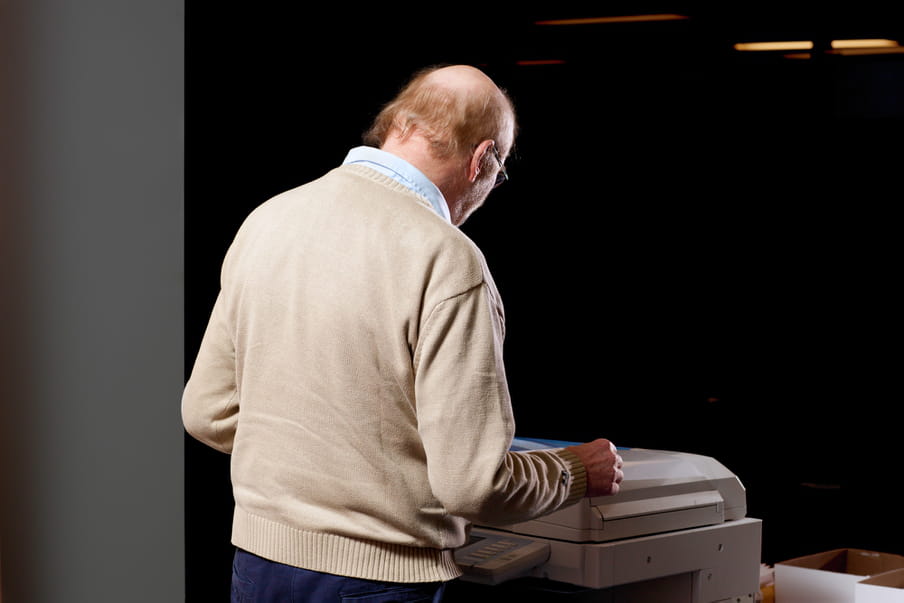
[424,64,499,96]
[363,64,516,160]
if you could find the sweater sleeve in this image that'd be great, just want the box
[182,291,239,454]
[413,283,587,526]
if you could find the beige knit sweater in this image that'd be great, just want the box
[182,164,587,583]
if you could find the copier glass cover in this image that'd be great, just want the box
[503,438,748,543]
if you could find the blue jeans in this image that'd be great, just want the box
[231,548,448,602]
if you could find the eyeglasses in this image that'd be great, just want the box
[490,144,509,189]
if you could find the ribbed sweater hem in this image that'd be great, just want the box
[231,507,463,583]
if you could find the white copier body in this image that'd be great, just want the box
[454,439,762,602]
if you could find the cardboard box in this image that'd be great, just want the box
[856,568,904,603]
[775,549,904,603]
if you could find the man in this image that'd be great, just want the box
[183,64,624,602]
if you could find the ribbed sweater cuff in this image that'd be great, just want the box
[231,508,462,583]
[554,448,588,505]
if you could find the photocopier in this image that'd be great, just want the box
[452,438,762,602]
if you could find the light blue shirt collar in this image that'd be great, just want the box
[342,146,451,223]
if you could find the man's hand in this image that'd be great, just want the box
[565,439,624,497]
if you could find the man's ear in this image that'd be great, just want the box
[468,140,495,183]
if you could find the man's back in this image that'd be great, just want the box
[185,163,503,581]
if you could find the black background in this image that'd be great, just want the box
[186,3,903,600]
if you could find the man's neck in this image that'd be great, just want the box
[380,133,466,212]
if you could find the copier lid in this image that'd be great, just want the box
[501,439,748,543]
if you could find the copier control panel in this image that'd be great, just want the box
[454,532,550,584]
